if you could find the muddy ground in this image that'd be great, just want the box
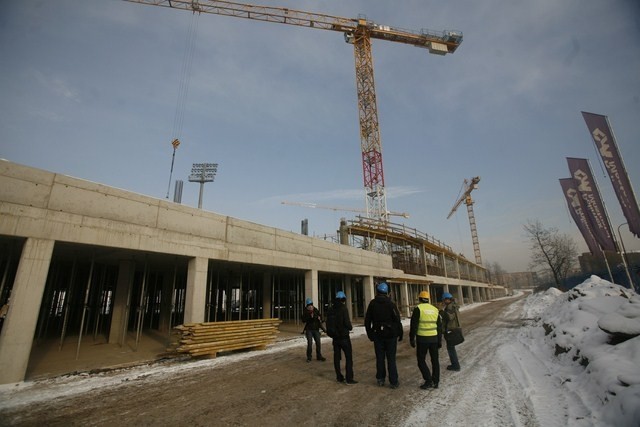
[0,295,526,426]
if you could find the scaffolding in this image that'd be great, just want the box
[340,216,489,283]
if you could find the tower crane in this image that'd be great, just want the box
[447,176,483,265]
[124,0,463,222]
[281,201,409,218]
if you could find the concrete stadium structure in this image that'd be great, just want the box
[0,160,504,384]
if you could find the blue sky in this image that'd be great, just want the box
[1,0,639,272]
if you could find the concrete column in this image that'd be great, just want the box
[342,275,354,318]
[158,269,174,332]
[344,276,353,320]
[109,260,134,344]
[400,281,410,317]
[420,245,428,275]
[304,270,318,306]
[467,286,474,304]
[363,275,375,308]
[262,272,272,319]
[456,285,463,306]
[441,253,448,278]
[0,238,54,385]
[184,257,208,324]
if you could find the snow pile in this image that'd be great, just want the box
[519,275,640,426]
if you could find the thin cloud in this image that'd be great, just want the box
[32,69,80,103]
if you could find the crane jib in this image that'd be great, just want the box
[126,0,462,53]
[124,0,462,223]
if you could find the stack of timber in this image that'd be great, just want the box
[170,318,282,358]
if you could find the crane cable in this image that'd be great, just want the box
[166,12,200,198]
[173,11,199,142]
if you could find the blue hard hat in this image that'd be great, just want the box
[305,297,313,306]
[336,291,347,299]
[442,292,453,300]
[376,282,389,294]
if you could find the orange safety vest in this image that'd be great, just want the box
[417,303,439,337]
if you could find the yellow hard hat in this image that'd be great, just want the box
[418,291,430,300]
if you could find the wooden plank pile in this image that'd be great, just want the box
[169,318,282,358]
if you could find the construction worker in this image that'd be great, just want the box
[441,292,462,371]
[365,282,403,388]
[325,291,357,384]
[301,297,326,362]
[409,290,442,389]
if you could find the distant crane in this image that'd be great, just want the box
[124,0,462,222]
[447,176,482,265]
[281,201,409,218]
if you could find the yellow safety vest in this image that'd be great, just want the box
[417,303,439,337]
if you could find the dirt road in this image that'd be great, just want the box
[0,295,529,426]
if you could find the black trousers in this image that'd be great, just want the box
[332,337,354,381]
[416,340,440,384]
[373,335,398,385]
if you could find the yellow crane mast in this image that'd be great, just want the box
[124,0,463,222]
[447,176,483,265]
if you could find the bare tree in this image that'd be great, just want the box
[523,219,578,288]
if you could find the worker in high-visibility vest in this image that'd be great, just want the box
[409,290,442,389]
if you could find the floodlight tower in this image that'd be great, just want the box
[189,162,218,208]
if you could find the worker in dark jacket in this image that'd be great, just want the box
[301,297,326,362]
[441,292,462,371]
[409,290,442,389]
[365,282,403,388]
[326,291,357,384]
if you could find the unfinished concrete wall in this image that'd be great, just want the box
[0,160,394,277]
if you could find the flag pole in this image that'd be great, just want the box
[617,223,637,291]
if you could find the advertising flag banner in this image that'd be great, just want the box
[582,111,640,238]
[560,178,601,255]
[566,158,617,252]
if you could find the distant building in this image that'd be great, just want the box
[498,271,538,290]
[578,251,639,289]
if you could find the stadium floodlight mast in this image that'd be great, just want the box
[189,162,218,209]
